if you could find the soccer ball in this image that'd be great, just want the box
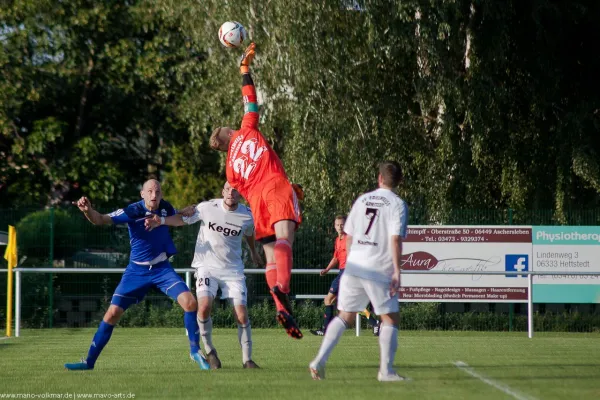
[218,21,247,48]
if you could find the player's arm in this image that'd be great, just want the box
[390,235,403,296]
[73,197,113,225]
[177,204,197,217]
[240,43,259,129]
[145,214,187,230]
[320,256,339,276]
[144,203,201,230]
[244,225,263,266]
[343,199,359,254]
[245,234,263,266]
[389,201,409,296]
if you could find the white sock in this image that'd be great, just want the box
[198,317,215,354]
[379,324,398,375]
[238,321,252,364]
[311,317,347,367]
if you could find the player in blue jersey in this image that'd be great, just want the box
[64,179,210,371]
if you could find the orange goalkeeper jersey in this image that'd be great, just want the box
[225,74,288,200]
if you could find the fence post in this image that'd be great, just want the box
[48,207,54,329]
[508,207,514,331]
[16,270,21,338]
[528,273,533,339]
[185,271,191,290]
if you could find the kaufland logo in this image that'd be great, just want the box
[505,255,528,278]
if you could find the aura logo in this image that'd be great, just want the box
[505,254,528,278]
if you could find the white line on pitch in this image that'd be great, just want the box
[454,361,538,400]
[0,337,13,341]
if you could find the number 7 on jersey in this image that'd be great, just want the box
[364,208,379,237]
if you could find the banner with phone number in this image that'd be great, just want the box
[399,225,600,303]
[400,226,532,303]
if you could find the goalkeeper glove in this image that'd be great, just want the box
[240,42,256,74]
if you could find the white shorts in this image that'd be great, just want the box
[337,273,399,315]
[195,269,247,306]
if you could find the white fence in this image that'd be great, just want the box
[4,268,600,338]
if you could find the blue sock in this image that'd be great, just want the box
[86,321,115,367]
[184,311,200,354]
[324,305,334,330]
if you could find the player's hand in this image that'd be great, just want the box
[320,268,329,276]
[178,205,196,217]
[390,271,401,296]
[145,215,161,231]
[239,42,256,74]
[72,196,93,213]
[250,251,263,267]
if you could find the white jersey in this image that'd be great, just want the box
[183,199,254,277]
[344,188,408,283]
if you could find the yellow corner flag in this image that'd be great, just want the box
[5,225,17,337]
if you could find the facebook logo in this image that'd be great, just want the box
[505,255,528,278]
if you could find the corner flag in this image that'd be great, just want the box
[4,225,17,269]
[5,225,17,337]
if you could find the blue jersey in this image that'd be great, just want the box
[108,199,178,263]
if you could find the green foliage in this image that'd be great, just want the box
[89,299,600,332]
[2,0,600,222]
[161,144,223,209]
[0,0,220,207]
[16,208,87,260]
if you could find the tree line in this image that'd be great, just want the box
[1,0,599,223]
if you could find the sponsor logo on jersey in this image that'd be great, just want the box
[229,136,244,165]
[362,195,391,206]
[161,209,167,217]
[208,221,242,237]
[358,239,378,246]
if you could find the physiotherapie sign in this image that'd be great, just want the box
[400,226,533,303]
[532,226,600,303]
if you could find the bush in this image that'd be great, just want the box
[77,299,600,332]
[17,208,88,260]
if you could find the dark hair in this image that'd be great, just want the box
[379,161,403,188]
[334,215,346,221]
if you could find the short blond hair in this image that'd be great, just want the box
[210,127,223,149]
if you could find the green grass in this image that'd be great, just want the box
[1,329,599,399]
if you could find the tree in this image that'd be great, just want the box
[0,0,222,207]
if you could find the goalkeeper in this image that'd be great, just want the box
[209,43,303,339]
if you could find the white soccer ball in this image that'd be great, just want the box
[218,21,247,48]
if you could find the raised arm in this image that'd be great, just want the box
[73,196,113,225]
[240,43,258,129]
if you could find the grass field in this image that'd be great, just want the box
[1,328,599,400]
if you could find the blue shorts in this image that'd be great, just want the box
[111,260,190,310]
[329,269,345,295]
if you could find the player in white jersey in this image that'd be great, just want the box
[146,182,262,369]
[309,161,409,382]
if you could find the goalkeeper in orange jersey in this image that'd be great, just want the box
[209,43,303,339]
